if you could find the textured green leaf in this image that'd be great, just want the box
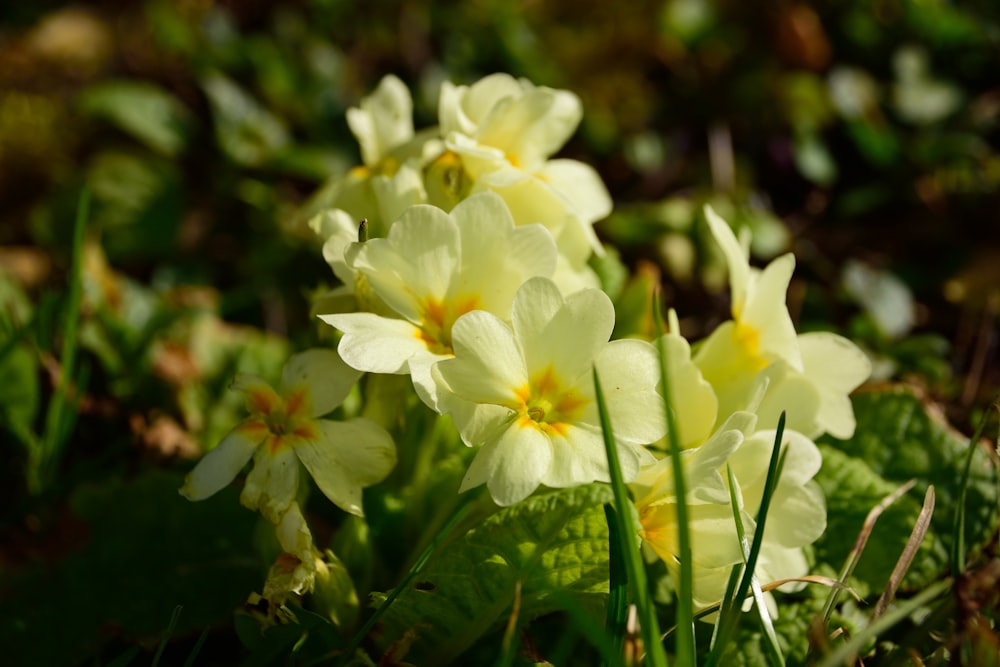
[815,386,997,591]
[375,484,613,664]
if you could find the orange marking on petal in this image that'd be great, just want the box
[247,386,279,414]
[237,419,270,442]
[266,433,286,454]
[292,422,319,441]
[284,389,308,417]
[514,384,532,406]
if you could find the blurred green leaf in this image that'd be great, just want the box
[202,73,291,167]
[79,81,193,157]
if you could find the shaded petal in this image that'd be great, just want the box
[231,373,282,415]
[764,480,827,548]
[371,161,427,225]
[593,339,667,445]
[282,348,362,417]
[653,333,718,449]
[242,446,300,523]
[296,418,396,516]
[321,312,430,374]
[179,422,262,500]
[275,502,315,560]
[543,423,608,488]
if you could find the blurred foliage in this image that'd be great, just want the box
[1,0,999,664]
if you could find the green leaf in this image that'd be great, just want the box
[815,387,997,591]
[375,484,614,664]
[79,81,193,157]
[202,73,290,167]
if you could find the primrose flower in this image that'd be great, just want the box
[180,349,396,521]
[309,75,438,236]
[435,73,611,285]
[431,277,666,506]
[634,408,826,614]
[694,207,870,438]
[319,192,557,409]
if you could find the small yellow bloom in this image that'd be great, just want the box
[180,349,396,521]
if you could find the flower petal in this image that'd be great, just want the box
[296,418,397,516]
[321,312,431,374]
[179,422,262,501]
[346,74,413,168]
[281,348,362,417]
[484,421,553,506]
[241,446,300,523]
[592,339,667,445]
[437,310,526,405]
[799,332,871,439]
[513,278,614,381]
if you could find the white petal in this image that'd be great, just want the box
[764,480,827,548]
[473,167,571,240]
[514,278,615,381]
[537,159,612,225]
[485,421,553,506]
[754,364,822,439]
[593,339,667,445]
[704,206,750,313]
[437,311,526,405]
[296,418,397,516]
[241,446,300,523]
[310,208,359,286]
[281,348,362,417]
[799,332,871,439]
[350,204,459,322]
[371,161,427,225]
[742,254,802,370]
[347,74,413,168]
[180,424,261,501]
[653,333,718,449]
[476,85,581,170]
[321,312,431,374]
[543,423,608,488]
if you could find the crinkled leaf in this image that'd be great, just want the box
[375,484,613,664]
[815,386,997,591]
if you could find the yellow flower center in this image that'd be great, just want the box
[415,295,480,355]
[514,365,587,436]
[734,321,769,371]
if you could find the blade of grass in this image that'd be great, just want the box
[951,404,996,573]
[494,580,523,667]
[705,412,787,667]
[550,589,620,664]
[593,367,669,667]
[337,493,474,666]
[814,578,952,667]
[183,628,211,667]
[34,188,89,494]
[873,485,935,620]
[604,504,629,665]
[152,605,183,667]
[653,304,696,666]
[821,479,917,623]
[725,465,783,667]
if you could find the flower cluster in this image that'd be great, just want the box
[183,73,872,620]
